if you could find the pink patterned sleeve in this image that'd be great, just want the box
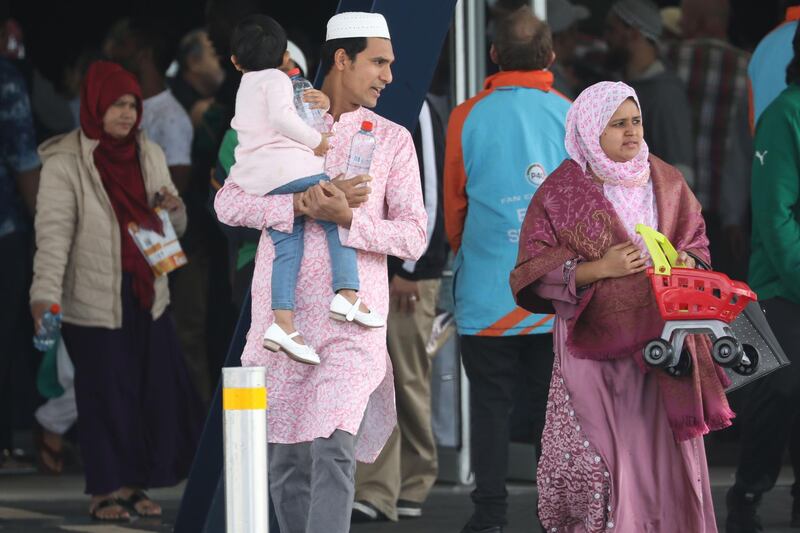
[339,129,428,260]
[214,181,295,233]
[533,261,584,319]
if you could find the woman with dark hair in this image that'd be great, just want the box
[30,61,200,522]
[726,23,800,531]
[510,81,733,531]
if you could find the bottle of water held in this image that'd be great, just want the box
[288,67,326,132]
[344,121,376,181]
[33,303,62,352]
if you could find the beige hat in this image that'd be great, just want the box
[325,12,391,41]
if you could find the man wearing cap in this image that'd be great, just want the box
[604,0,695,187]
[214,12,427,533]
[547,0,590,99]
[444,6,568,533]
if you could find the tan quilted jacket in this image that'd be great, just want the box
[30,129,187,329]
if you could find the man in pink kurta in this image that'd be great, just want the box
[214,12,427,533]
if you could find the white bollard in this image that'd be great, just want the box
[222,367,269,533]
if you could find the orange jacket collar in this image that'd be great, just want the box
[483,70,554,92]
[787,6,800,21]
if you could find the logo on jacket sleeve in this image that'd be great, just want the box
[525,163,547,187]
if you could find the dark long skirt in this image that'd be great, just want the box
[62,274,202,495]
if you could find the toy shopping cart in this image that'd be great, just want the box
[635,225,789,392]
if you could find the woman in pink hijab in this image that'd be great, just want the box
[510,81,733,532]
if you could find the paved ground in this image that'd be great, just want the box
[0,468,798,532]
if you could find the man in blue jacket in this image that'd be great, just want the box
[444,7,570,533]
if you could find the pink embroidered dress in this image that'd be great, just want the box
[511,83,729,532]
[214,106,427,461]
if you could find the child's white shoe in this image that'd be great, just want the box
[329,294,385,328]
[262,323,320,365]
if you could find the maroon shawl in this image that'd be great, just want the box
[510,156,734,441]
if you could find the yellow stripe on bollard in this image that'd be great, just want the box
[223,387,268,410]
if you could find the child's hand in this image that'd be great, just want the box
[314,133,332,157]
[304,89,330,112]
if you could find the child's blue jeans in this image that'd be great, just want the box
[268,173,359,310]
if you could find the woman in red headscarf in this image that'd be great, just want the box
[29,61,200,522]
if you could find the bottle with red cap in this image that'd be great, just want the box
[288,67,326,132]
[33,303,62,352]
[344,121,376,182]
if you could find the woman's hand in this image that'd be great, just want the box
[298,181,353,227]
[676,251,697,269]
[31,300,56,333]
[599,241,648,278]
[575,242,647,286]
[303,89,330,111]
[155,187,181,213]
[330,174,372,208]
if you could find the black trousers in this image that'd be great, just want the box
[734,297,800,498]
[460,333,554,528]
[0,231,34,451]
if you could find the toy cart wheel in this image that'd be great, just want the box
[666,348,693,377]
[712,336,743,367]
[644,339,673,368]
[733,344,760,376]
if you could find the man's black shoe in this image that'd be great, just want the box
[459,522,503,533]
[397,499,422,519]
[791,496,800,528]
[351,500,389,523]
[725,487,763,533]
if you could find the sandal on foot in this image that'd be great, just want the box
[33,422,63,475]
[121,489,162,517]
[90,498,130,522]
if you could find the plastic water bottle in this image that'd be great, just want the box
[289,67,326,132]
[344,121,376,180]
[33,303,62,352]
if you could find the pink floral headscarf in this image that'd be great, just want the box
[565,81,650,187]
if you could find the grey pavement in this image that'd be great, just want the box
[0,467,798,532]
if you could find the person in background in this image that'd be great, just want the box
[547,0,590,99]
[604,0,695,187]
[104,17,192,192]
[666,0,751,281]
[748,1,800,130]
[30,61,200,521]
[444,7,567,532]
[726,23,800,533]
[352,95,449,522]
[169,28,226,127]
[0,54,39,473]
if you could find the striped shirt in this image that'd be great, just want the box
[667,38,750,213]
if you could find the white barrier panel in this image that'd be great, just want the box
[223,367,268,533]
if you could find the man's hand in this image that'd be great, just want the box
[303,89,330,112]
[314,133,332,157]
[298,181,353,227]
[331,174,372,208]
[390,275,420,314]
